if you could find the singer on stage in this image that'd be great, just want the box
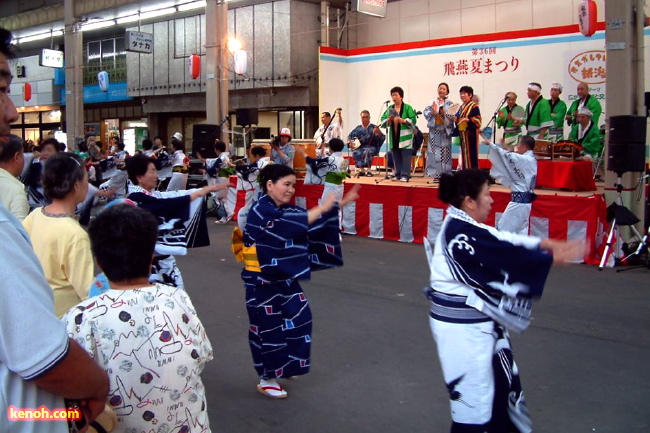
[423,82,455,179]
[454,86,482,169]
[380,86,418,182]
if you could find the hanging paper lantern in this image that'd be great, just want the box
[578,0,597,37]
[189,54,201,79]
[234,50,247,75]
[23,83,32,102]
[98,70,109,92]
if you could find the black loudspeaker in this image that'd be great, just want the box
[192,124,220,158]
[607,115,647,174]
[236,108,258,126]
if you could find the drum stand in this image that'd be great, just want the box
[598,175,644,270]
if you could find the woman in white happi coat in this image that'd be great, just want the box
[424,169,584,433]
[489,135,537,235]
[423,82,455,179]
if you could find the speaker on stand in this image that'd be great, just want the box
[234,109,259,158]
[236,108,259,127]
[192,124,220,159]
[599,115,647,269]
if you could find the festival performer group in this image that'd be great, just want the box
[1,23,595,433]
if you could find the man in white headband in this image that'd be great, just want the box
[548,83,567,141]
[524,82,553,140]
[565,82,603,127]
[568,106,603,160]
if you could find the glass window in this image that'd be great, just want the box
[43,110,61,123]
[24,128,40,142]
[24,112,40,124]
[278,111,305,139]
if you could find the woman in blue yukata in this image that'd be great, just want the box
[233,164,359,399]
[424,169,584,433]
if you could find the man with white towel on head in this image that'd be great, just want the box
[524,82,553,140]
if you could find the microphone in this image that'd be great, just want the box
[416,111,422,115]
[384,100,390,104]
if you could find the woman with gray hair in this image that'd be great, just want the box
[22,152,93,316]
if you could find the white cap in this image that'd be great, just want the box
[577,107,593,117]
[280,127,291,137]
[172,132,183,141]
[550,83,563,91]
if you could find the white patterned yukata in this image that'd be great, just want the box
[62,284,213,433]
[424,206,553,432]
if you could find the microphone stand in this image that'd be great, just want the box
[375,100,392,184]
[485,97,508,161]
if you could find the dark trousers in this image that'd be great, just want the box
[392,148,412,179]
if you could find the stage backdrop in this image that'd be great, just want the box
[319,24,650,156]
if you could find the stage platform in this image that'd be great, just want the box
[227,175,608,265]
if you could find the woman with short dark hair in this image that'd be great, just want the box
[379,86,418,182]
[424,169,584,432]
[126,154,226,289]
[234,164,359,399]
[22,152,94,316]
[423,82,455,179]
[454,86,482,169]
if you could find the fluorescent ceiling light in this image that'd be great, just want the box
[81,20,117,32]
[116,7,177,24]
[17,30,64,44]
[178,1,207,11]
[141,7,177,20]
[116,15,140,24]
[141,2,175,13]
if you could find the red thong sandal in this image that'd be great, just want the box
[257,383,288,399]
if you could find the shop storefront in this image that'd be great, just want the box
[10,107,62,146]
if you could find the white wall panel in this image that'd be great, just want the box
[429,10,462,39]
[462,0,496,7]
[400,14,430,43]
[495,0,532,33]
[401,0,429,18]
[430,0,460,14]
[533,0,574,28]
[461,5,496,35]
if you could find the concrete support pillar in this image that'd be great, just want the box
[206,0,230,145]
[604,0,646,227]
[321,1,330,47]
[63,0,83,151]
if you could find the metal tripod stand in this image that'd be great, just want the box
[598,174,644,270]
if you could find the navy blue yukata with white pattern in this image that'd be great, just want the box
[241,194,343,379]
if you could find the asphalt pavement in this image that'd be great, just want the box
[176,220,650,433]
